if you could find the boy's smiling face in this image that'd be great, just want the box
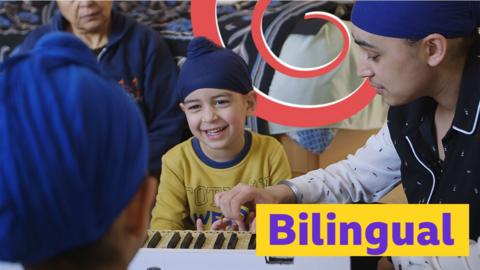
[180,88,255,162]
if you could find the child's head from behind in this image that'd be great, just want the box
[0,33,155,269]
[177,37,255,160]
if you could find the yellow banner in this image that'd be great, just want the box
[256,204,469,256]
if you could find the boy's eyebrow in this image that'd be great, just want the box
[183,99,199,104]
[212,93,232,99]
[183,93,233,104]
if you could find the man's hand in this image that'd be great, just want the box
[211,218,239,231]
[214,183,296,227]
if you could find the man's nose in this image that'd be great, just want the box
[356,53,374,78]
[78,0,96,8]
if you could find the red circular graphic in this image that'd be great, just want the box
[191,0,376,127]
[251,1,350,78]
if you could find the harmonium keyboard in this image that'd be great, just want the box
[128,230,351,270]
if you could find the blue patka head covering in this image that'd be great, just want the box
[0,32,148,263]
[352,1,479,39]
[177,37,252,101]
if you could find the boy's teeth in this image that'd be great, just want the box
[206,127,224,135]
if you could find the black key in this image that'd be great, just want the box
[194,233,206,249]
[167,232,181,248]
[180,232,193,249]
[248,234,256,249]
[213,233,225,249]
[227,233,238,249]
[147,232,161,248]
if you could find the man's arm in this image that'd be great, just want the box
[214,183,296,226]
[285,122,401,204]
[216,122,402,221]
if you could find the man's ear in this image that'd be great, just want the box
[122,176,158,237]
[245,91,257,115]
[179,103,186,113]
[422,33,447,67]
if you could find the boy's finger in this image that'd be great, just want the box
[196,218,204,231]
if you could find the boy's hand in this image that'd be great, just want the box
[196,218,204,231]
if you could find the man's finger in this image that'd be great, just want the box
[249,218,256,233]
[236,219,247,231]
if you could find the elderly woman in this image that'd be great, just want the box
[16,0,186,177]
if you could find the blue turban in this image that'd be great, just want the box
[352,1,479,39]
[0,33,148,263]
[177,37,252,101]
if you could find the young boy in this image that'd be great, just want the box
[150,37,291,230]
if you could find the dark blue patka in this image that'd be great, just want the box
[177,37,252,101]
[0,33,148,263]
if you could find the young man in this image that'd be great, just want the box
[150,37,291,231]
[0,32,156,270]
[214,2,480,270]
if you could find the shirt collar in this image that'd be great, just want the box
[191,130,252,169]
[452,34,480,135]
[402,34,480,137]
